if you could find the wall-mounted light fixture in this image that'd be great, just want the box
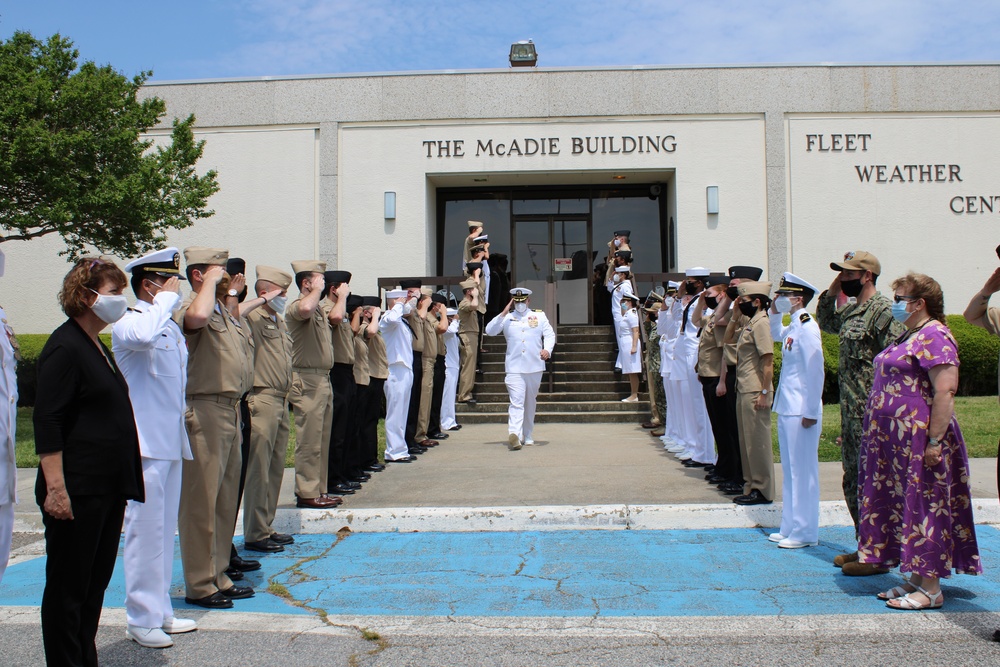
[706,186,719,214]
[384,191,396,219]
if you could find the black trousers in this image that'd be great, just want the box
[405,351,423,450]
[699,376,730,474]
[362,377,386,465]
[41,493,126,667]
[328,363,357,483]
[428,354,446,436]
[231,394,251,562]
[719,365,744,483]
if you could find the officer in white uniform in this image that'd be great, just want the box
[607,265,634,369]
[113,248,196,648]
[380,289,416,462]
[484,288,556,450]
[768,272,824,549]
[658,282,682,449]
[439,308,461,431]
[0,248,19,584]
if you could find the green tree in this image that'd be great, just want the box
[0,31,219,259]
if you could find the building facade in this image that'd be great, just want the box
[5,63,1000,331]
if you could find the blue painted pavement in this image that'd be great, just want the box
[3,525,1000,617]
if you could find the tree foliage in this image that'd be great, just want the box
[0,31,219,259]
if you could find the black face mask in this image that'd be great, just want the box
[738,301,758,318]
[841,278,863,298]
[685,281,698,294]
[726,286,739,300]
[704,295,719,309]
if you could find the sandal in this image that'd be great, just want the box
[876,580,916,600]
[885,585,943,610]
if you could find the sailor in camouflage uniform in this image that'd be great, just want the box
[641,290,666,434]
[816,250,903,575]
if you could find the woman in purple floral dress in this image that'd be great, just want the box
[858,273,981,610]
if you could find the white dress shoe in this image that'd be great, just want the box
[523,439,535,446]
[675,451,692,461]
[768,532,787,543]
[161,617,198,634]
[126,625,174,648]
[666,444,686,453]
[778,538,818,549]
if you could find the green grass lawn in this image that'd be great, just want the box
[16,407,386,468]
[14,397,996,467]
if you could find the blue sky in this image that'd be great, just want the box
[1,1,998,82]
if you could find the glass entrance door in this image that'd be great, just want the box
[512,216,591,324]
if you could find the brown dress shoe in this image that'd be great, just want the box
[641,421,657,429]
[650,428,665,437]
[419,439,439,447]
[833,551,859,567]
[296,495,339,509]
[841,561,890,576]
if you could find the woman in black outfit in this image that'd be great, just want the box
[34,258,144,667]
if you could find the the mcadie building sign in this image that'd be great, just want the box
[421,134,678,158]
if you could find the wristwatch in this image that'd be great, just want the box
[760,389,769,395]
[928,437,940,446]
[227,289,238,297]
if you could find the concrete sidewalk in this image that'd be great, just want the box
[13,421,1000,535]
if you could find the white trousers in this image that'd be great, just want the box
[677,359,716,464]
[384,363,413,460]
[611,310,623,368]
[0,501,12,584]
[505,371,542,442]
[661,373,682,444]
[439,364,459,429]
[777,414,820,543]
[124,457,182,628]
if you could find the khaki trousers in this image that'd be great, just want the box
[243,390,290,543]
[179,398,241,599]
[735,391,774,500]
[289,371,333,498]
[416,353,436,441]
[457,333,478,402]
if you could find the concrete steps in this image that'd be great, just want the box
[456,325,649,425]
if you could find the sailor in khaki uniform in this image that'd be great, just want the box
[359,296,387,471]
[114,248,196,646]
[484,288,556,450]
[174,247,255,608]
[462,220,484,270]
[243,266,297,552]
[769,272,824,548]
[733,280,775,506]
[416,293,449,445]
[456,278,480,404]
[285,261,337,508]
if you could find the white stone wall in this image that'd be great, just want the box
[787,113,1000,309]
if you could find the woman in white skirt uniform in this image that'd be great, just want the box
[618,293,642,402]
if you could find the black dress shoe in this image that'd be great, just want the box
[384,456,414,463]
[328,482,356,495]
[229,555,262,572]
[733,490,773,506]
[365,463,386,472]
[409,446,427,455]
[220,585,255,599]
[223,568,244,581]
[269,533,294,545]
[706,474,728,484]
[682,459,707,468]
[348,472,371,483]
[704,465,716,474]
[447,424,463,430]
[185,592,234,609]
[342,479,362,490]
[245,538,284,553]
[429,432,449,440]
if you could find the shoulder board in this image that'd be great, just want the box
[126,307,140,313]
[532,308,544,313]
[798,312,811,324]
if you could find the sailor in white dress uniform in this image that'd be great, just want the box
[113,248,196,647]
[379,289,416,462]
[484,288,556,450]
[768,272,824,549]
[0,248,19,584]
[439,308,461,430]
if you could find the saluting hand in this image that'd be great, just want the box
[262,288,283,304]
[229,273,246,295]
[982,267,1000,295]
[202,265,225,286]
[161,276,180,294]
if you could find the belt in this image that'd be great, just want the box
[187,394,241,406]
[253,387,290,398]
[293,366,331,375]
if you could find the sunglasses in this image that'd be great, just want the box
[893,294,919,303]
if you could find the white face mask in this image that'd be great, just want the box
[89,289,128,323]
[774,296,792,313]
[613,273,622,283]
[614,238,622,248]
[269,295,287,314]
[514,302,528,314]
